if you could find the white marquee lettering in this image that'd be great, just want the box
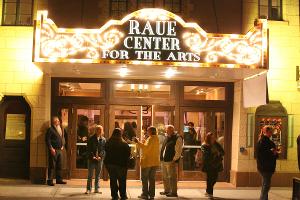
[166,52,177,61]
[141,21,155,35]
[168,21,176,36]
[156,21,166,36]
[129,20,140,35]
[124,37,133,49]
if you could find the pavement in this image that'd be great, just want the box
[0,179,293,200]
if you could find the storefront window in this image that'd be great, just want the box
[2,0,33,26]
[164,0,181,14]
[110,0,128,19]
[259,0,282,20]
[184,86,225,100]
[137,0,154,8]
[58,82,102,97]
[114,83,171,99]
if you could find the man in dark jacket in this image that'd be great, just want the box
[85,125,106,194]
[256,126,279,200]
[45,116,68,186]
[104,128,130,200]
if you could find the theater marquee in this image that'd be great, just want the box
[33,9,268,68]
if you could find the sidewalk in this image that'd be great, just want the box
[0,179,292,200]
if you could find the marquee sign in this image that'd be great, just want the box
[33,9,268,68]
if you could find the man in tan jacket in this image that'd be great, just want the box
[134,126,160,200]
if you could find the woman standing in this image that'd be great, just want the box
[256,126,279,200]
[85,125,106,194]
[104,128,130,200]
[201,132,224,198]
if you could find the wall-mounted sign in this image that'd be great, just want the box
[33,9,268,68]
[5,114,26,140]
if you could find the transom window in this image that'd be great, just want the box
[137,0,154,9]
[259,0,282,20]
[110,0,128,19]
[2,0,33,26]
[164,0,181,14]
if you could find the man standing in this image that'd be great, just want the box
[256,126,279,200]
[160,125,183,197]
[45,116,67,186]
[135,126,160,200]
[85,125,106,194]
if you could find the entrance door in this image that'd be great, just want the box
[179,108,227,181]
[0,96,31,178]
[109,105,142,179]
[70,105,105,178]
[109,105,174,180]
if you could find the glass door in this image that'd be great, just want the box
[179,108,227,181]
[109,105,142,180]
[109,105,174,180]
[70,105,105,178]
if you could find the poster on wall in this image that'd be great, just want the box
[258,117,282,148]
[5,114,26,140]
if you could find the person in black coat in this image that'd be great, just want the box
[45,116,68,186]
[201,132,224,198]
[256,126,279,200]
[104,128,130,200]
[85,125,106,194]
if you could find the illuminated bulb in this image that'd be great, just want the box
[131,84,135,90]
[144,84,148,90]
[154,85,161,89]
[196,90,200,95]
[119,67,128,77]
[116,83,123,88]
[139,84,143,90]
[164,68,177,78]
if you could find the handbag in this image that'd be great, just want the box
[127,156,136,169]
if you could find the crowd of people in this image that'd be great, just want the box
[45,115,280,200]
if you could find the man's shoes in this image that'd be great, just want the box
[85,190,91,194]
[56,180,67,184]
[166,193,178,197]
[47,180,54,186]
[94,190,102,194]
[160,191,168,195]
[204,192,213,198]
[138,194,148,199]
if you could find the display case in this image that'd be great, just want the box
[255,101,288,159]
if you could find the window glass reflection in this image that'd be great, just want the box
[184,86,225,100]
[59,82,102,97]
[76,109,101,169]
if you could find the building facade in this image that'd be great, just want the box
[0,0,299,186]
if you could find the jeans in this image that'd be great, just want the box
[106,164,128,199]
[260,171,273,200]
[141,166,157,198]
[48,149,63,182]
[161,162,177,195]
[206,170,218,195]
[86,159,103,191]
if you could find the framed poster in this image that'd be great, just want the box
[5,114,26,140]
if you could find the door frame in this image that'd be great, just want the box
[109,105,142,180]
[0,96,31,179]
[70,104,105,179]
[178,106,231,181]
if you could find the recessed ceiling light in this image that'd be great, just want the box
[119,67,128,77]
[164,68,177,78]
